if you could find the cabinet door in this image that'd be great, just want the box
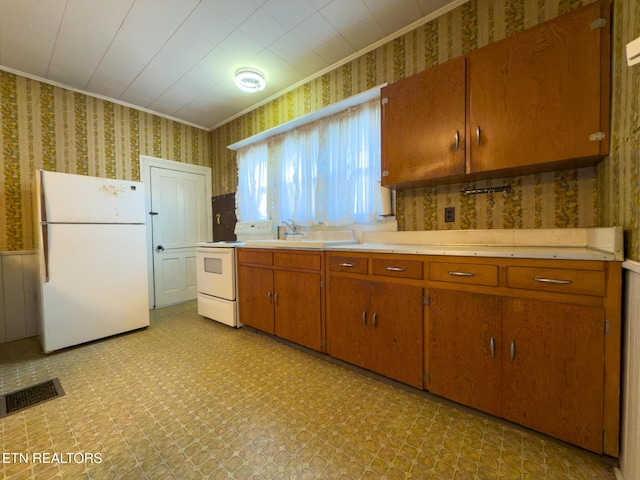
[502,298,605,453]
[429,289,502,416]
[369,282,424,388]
[274,270,322,351]
[381,57,466,186]
[326,276,370,369]
[238,265,275,334]
[468,2,608,174]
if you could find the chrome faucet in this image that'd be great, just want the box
[283,220,299,235]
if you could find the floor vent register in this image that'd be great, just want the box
[0,378,65,418]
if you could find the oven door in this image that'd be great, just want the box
[196,247,236,300]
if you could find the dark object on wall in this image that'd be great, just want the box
[212,193,237,242]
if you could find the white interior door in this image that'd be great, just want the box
[141,156,211,308]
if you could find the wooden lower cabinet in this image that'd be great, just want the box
[239,249,621,455]
[238,264,275,334]
[327,276,423,388]
[501,298,605,453]
[326,276,369,369]
[429,288,608,454]
[237,248,323,351]
[273,269,322,350]
[429,289,502,416]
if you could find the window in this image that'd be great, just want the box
[236,99,381,226]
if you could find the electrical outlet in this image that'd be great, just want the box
[444,207,455,223]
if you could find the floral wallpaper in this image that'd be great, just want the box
[1,0,637,261]
[0,74,211,251]
[210,0,639,261]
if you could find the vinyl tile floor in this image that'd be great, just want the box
[0,301,617,479]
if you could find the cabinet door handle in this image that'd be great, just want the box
[533,277,572,285]
[447,271,475,277]
[386,266,406,272]
[454,130,460,150]
[339,262,354,267]
[476,126,481,146]
[362,311,367,326]
[274,292,279,305]
[490,336,495,358]
[509,340,516,362]
[373,312,378,328]
[268,291,272,304]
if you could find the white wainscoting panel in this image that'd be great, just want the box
[0,251,39,343]
[619,260,640,480]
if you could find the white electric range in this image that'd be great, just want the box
[196,221,276,327]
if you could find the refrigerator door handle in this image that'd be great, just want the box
[39,170,51,282]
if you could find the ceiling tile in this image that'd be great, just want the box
[291,12,338,49]
[0,0,65,74]
[262,0,316,30]
[320,0,371,32]
[249,49,303,91]
[137,0,200,25]
[183,4,235,46]
[120,28,215,106]
[176,48,238,94]
[86,1,183,96]
[364,0,424,34]
[341,16,386,51]
[268,33,327,77]
[48,0,135,88]
[0,0,460,128]
[201,0,261,27]
[239,8,287,47]
[314,36,356,65]
[217,30,264,64]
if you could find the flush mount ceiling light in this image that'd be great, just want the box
[235,68,266,93]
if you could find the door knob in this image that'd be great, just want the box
[156,245,164,251]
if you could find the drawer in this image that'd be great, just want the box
[507,267,606,296]
[429,262,498,287]
[328,256,368,274]
[372,257,423,279]
[274,252,321,271]
[238,249,273,266]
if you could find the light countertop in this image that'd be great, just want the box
[242,227,624,261]
[323,242,617,261]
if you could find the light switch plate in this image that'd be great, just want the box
[627,36,640,67]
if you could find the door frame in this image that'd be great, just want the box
[139,155,212,308]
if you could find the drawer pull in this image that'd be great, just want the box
[510,340,516,363]
[454,130,460,150]
[373,312,378,328]
[339,262,354,267]
[268,291,273,304]
[533,277,573,285]
[490,336,495,359]
[386,266,406,272]
[447,271,475,277]
[362,311,367,326]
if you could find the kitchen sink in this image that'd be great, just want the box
[244,229,357,248]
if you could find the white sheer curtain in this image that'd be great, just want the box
[235,99,381,226]
[320,100,380,224]
[275,127,319,225]
[236,142,268,221]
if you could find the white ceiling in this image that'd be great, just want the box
[0,0,459,130]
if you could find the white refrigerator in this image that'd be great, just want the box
[35,170,150,353]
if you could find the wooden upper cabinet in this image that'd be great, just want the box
[380,0,610,187]
[468,0,610,176]
[381,57,466,187]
